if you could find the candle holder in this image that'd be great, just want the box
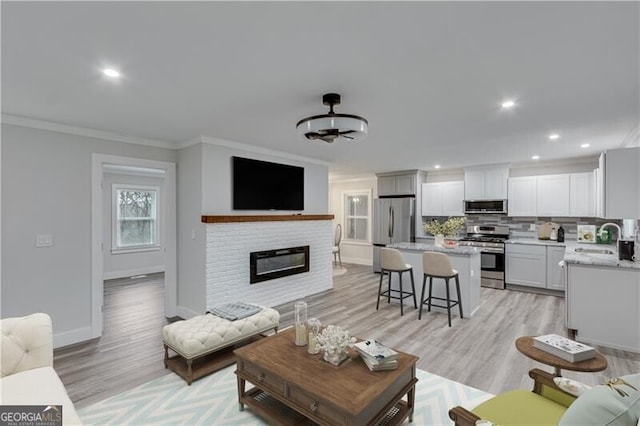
[294,301,308,346]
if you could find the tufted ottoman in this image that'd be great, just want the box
[162,307,279,384]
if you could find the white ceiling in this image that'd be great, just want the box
[2,1,638,178]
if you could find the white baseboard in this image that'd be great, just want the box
[176,306,201,320]
[53,326,93,349]
[341,256,372,266]
[103,265,165,280]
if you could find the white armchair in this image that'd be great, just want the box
[1,313,82,424]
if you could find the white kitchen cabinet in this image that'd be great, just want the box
[377,170,423,196]
[546,246,566,291]
[421,181,464,216]
[507,176,537,216]
[537,174,570,216]
[602,147,640,219]
[594,167,604,218]
[505,244,547,288]
[464,164,509,200]
[509,172,595,218]
[569,172,594,217]
[567,264,640,352]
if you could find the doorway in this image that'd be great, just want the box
[91,154,176,339]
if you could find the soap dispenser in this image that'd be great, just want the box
[557,226,565,243]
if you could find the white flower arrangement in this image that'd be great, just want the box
[316,325,356,355]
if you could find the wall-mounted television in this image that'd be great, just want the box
[232,156,304,210]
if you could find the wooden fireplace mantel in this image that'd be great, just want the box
[201,214,334,223]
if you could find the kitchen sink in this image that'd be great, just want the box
[574,247,615,255]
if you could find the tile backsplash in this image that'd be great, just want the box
[422,215,629,241]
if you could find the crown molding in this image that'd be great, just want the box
[194,135,331,167]
[1,114,177,149]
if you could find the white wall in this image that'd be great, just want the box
[102,172,165,279]
[176,143,206,317]
[329,176,377,265]
[200,142,329,214]
[1,124,176,346]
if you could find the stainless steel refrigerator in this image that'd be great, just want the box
[373,197,415,272]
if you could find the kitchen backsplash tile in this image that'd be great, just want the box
[422,215,624,241]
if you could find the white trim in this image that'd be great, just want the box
[103,265,165,281]
[176,306,201,320]
[92,154,177,339]
[329,174,376,183]
[110,246,161,255]
[53,326,93,349]
[195,135,331,167]
[2,114,176,149]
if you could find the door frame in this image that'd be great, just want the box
[91,154,177,338]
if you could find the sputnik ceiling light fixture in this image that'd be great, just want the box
[296,93,368,143]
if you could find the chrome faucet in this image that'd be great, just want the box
[599,222,621,243]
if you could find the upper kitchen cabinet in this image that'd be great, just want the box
[600,147,640,219]
[508,172,594,217]
[569,172,595,217]
[508,176,537,216]
[421,181,464,216]
[464,164,509,200]
[537,174,570,216]
[376,170,425,196]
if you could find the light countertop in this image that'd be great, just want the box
[508,238,639,269]
[388,242,479,256]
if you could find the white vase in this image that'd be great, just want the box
[435,234,445,247]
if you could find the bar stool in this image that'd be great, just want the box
[419,251,463,326]
[377,248,417,316]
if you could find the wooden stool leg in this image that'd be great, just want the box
[377,270,384,310]
[427,276,434,312]
[445,278,452,327]
[399,272,404,316]
[455,275,463,319]
[419,274,427,320]
[164,344,169,368]
[187,359,193,385]
[410,269,417,309]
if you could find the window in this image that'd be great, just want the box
[112,185,159,252]
[343,190,371,243]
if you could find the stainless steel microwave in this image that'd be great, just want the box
[464,200,507,214]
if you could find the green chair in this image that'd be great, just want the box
[449,369,640,426]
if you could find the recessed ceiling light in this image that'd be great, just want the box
[103,68,121,78]
[532,155,540,160]
[501,100,516,109]
[548,133,560,140]
[581,143,590,148]
[434,164,441,169]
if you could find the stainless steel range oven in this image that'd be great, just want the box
[458,225,509,289]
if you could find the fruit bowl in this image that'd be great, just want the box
[443,240,458,248]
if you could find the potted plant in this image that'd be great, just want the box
[423,217,466,247]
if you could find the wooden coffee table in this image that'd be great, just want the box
[516,336,608,376]
[234,328,419,425]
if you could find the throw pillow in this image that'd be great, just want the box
[553,376,592,397]
[559,374,640,426]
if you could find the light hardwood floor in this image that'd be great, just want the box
[55,265,640,409]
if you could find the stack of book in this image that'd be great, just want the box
[532,334,596,363]
[354,339,399,371]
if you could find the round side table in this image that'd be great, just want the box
[515,336,608,376]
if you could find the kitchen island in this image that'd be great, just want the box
[386,243,481,318]
[563,242,640,353]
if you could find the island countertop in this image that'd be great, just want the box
[388,242,479,255]
[562,241,640,270]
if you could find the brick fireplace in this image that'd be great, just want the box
[203,215,334,310]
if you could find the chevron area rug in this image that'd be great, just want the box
[78,365,492,425]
